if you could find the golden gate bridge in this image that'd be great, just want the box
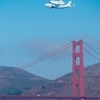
[0,40,100,100]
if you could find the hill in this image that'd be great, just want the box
[0,66,48,95]
[23,63,100,96]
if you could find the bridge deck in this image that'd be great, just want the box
[0,96,100,100]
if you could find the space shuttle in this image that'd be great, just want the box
[49,0,65,5]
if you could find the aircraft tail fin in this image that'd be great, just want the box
[66,1,72,6]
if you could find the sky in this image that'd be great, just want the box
[0,0,100,79]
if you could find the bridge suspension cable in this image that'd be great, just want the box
[83,47,100,62]
[83,41,100,56]
[0,42,72,76]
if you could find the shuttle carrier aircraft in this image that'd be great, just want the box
[45,0,75,9]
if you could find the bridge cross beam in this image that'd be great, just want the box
[72,40,85,97]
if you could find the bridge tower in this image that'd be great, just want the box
[72,40,85,97]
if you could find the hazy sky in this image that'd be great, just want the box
[0,0,100,79]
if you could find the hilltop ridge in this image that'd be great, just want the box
[0,66,48,95]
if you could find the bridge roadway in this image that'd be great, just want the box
[0,96,100,100]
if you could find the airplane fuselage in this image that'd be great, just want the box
[45,3,55,8]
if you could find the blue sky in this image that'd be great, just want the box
[0,0,100,79]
